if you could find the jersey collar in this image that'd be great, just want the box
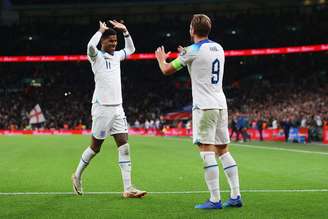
[194,39,211,46]
[100,50,114,57]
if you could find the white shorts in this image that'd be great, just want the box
[192,108,230,145]
[91,103,128,139]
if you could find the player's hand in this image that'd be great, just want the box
[177,46,184,53]
[99,21,109,33]
[155,46,171,62]
[109,20,128,33]
[177,45,187,56]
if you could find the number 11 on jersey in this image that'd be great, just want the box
[105,60,111,69]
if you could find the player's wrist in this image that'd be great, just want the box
[123,30,129,37]
[159,60,167,69]
[98,29,105,34]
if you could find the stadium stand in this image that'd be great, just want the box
[1,2,327,141]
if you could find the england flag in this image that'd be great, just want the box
[29,104,46,124]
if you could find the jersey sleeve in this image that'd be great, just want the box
[114,33,135,61]
[177,45,198,65]
[114,49,128,61]
[170,45,198,71]
[87,31,102,62]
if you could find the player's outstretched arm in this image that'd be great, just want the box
[109,20,135,55]
[155,46,177,75]
[87,21,109,59]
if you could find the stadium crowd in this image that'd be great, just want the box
[1,4,327,141]
[1,54,327,139]
[229,84,327,142]
[0,61,190,130]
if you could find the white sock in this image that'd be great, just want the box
[200,151,220,203]
[75,147,96,179]
[118,143,132,191]
[219,152,240,199]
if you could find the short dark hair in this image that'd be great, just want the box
[101,28,117,40]
[191,14,212,37]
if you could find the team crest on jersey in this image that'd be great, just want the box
[179,48,187,56]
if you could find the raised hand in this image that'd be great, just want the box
[99,21,109,33]
[155,46,171,62]
[109,20,127,33]
[177,46,184,53]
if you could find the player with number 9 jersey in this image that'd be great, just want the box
[172,39,227,110]
[155,14,241,210]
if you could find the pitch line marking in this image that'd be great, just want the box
[233,143,328,156]
[1,189,328,196]
[165,137,328,156]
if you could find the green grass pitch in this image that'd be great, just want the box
[0,135,327,219]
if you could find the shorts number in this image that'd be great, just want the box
[211,59,220,84]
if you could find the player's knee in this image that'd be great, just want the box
[216,144,228,156]
[114,134,128,147]
[90,144,101,153]
[116,139,128,147]
[198,144,216,152]
[91,137,104,153]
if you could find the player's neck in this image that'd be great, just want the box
[193,36,208,43]
[101,48,114,55]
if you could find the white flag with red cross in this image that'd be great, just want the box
[29,104,46,124]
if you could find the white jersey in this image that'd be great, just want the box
[174,39,227,110]
[87,31,135,105]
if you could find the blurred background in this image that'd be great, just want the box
[0,0,327,143]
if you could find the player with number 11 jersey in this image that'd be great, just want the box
[72,20,146,199]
